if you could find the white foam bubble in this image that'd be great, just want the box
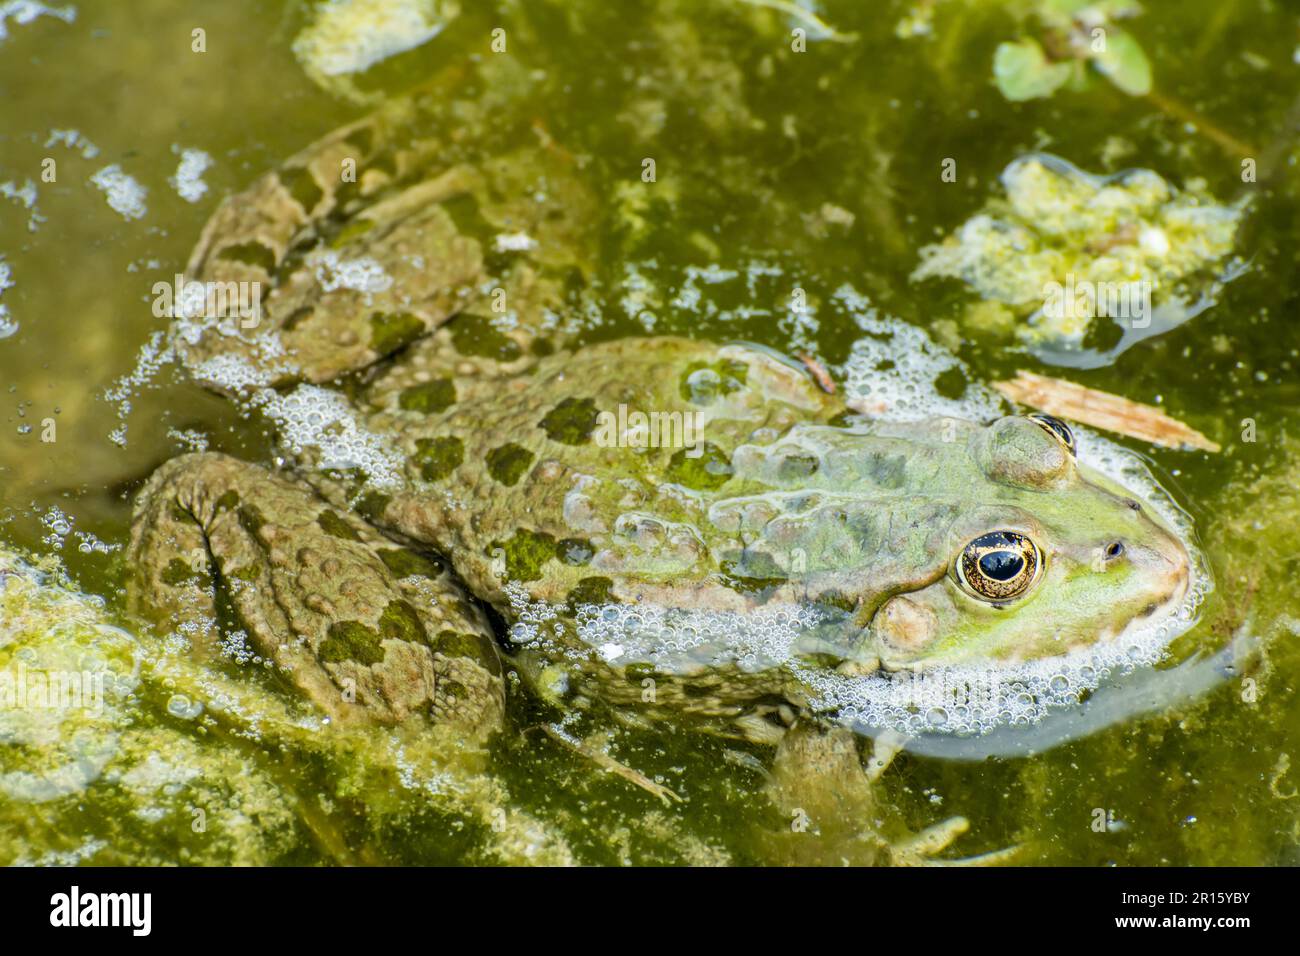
[254,384,406,489]
[494,232,537,253]
[0,1,75,44]
[311,248,393,295]
[89,164,148,221]
[836,284,1005,423]
[168,146,213,204]
[44,128,98,159]
[0,255,16,339]
[0,178,43,232]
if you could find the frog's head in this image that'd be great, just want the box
[855,414,1192,671]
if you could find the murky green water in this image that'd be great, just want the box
[2,0,1299,865]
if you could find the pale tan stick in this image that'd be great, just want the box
[537,725,683,805]
[994,370,1220,452]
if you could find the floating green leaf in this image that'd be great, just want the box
[993,39,1074,102]
[1092,28,1152,96]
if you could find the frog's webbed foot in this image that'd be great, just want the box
[891,819,1025,866]
[127,453,504,739]
[762,722,1016,865]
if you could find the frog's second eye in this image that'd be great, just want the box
[1027,412,1076,457]
[956,531,1042,603]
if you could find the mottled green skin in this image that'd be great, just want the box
[353,330,1190,689]
[129,78,1191,748]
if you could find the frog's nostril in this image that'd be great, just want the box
[1105,541,1125,560]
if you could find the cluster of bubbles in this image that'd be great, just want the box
[253,384,407,489]
[0,547,142,802]
[507,582,828,675]
[834,284,1005,424]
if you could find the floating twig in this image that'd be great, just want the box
[537,725,682,805]
[994,370,1220,452]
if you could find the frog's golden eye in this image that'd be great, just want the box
[1027,413,1076,457]
[955,531,1042,603]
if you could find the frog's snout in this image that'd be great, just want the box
[1138,527,1192,611]
[868,594,939,669]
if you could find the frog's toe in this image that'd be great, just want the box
[128,452,505,740]
[890,817,1025,866]
[888,815,970,865]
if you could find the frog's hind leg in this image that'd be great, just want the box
[176,117,488,394]
[175,89,599,398]
[127,452,505,739]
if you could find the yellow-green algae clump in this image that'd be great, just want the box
[911,154,1244,350]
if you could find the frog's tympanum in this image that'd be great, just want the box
[127,78,1193,863]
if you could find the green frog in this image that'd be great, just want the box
[126,80,1193,863]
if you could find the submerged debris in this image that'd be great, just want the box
[292,0,460,101]
[912,154,1243,364]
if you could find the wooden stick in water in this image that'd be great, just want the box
[994,370,1221,452]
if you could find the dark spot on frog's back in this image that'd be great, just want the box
[450,313,522,362]
[413,436,464,481]
[398,378,456,414]
[486,442,535,486]
[494,529,557,582]
[379,599,427,644]
[355,491,391,523]
[320,620,384,665]
[432,630,501,676]
[215,241,278,274]
[857,450,907,488]
[379,548,445,579]
[317,510,363,541]
[369,311,425,356]
[539,397,599,445]
[282,165,324,214]
[558,538,594,565]
[237,503,267,538]
[227,563,261,583]
[566,575,615,613]
[666,442,734,491]
[161,557,205,587]
[776,453,819,481]
[719,550,789,595]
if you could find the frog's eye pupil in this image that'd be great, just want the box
[1028,413,1076,457]
[956,530,1042,602]
[979,550,1024,581]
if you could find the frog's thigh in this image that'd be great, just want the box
[128,453,504,737]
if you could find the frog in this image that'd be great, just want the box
[125,76,1193,864]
